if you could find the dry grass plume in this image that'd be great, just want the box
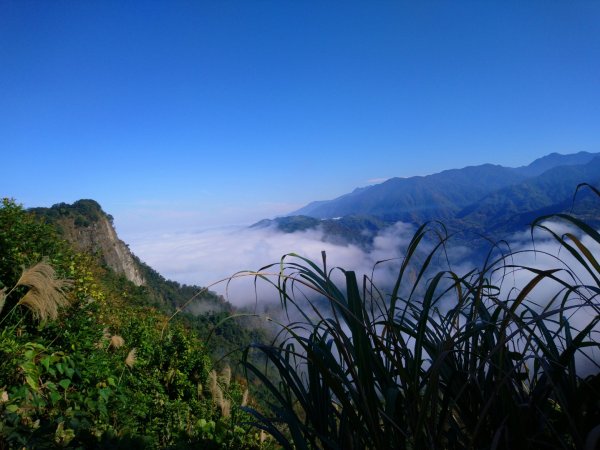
[241,388,249,407]
[109,335,125,349]
[0,287,6,315]
[16,261,71,322]
[219,365,231,388]
[125,348,137,368]
[221,398,231,418]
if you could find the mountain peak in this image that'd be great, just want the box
[515,151,599,177]
[31,200,144,285]
[288,151,600,229]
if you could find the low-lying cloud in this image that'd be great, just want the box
[127,222,420,305]
[127,218,599,372]
[127,219,599,320]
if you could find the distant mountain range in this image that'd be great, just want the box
[255,151,600,247]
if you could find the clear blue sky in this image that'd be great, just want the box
[1,1,599,233]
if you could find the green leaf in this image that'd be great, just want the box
[59,379,71,390]
[41,356,51,371]
[25,375,39,391]
[5,404,18,413]
[50,391,61,404]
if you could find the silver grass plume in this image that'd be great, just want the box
[208,370,220,404]
[0,287,6,316]
[16,262,71,322]
[241,388,249,407]
[221,398,231,418]
[109,335,125,349]
[220,365,231,387]
[125,348,137,368]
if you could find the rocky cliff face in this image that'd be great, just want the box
[60,215,145,286]
[31,200,145,286]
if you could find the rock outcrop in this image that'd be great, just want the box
[61,214,145,286]
[31,200,145,286]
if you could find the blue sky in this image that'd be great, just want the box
[1,1,599,235]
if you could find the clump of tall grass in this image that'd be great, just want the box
[16,261,71,321]
[207,367,234,418]
[242,187,600,449]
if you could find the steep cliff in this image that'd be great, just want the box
[30,200,145,286]
[30,199,229,312]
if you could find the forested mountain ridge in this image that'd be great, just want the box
[293,151,599,221]
[261,152,600,243]
[456,156,600,232]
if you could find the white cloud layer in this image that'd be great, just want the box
[127,222,420,305]
[127,219,599,309]
[127,218,599,372]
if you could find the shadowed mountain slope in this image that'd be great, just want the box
[265,152,600,245]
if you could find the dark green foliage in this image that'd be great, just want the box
[182,310,268,366]
[243,186,600,449]
[133,256,229,312]
[0,198,69,288]
[30,199,105,229]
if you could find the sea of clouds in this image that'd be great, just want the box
[126,218,598,308]
[126,218,599,372]
[127,221,419,305]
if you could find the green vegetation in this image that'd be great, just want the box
[30,199,107,228]
[0,199,270,448]
[29,199,265,368]
[242,186,600,449]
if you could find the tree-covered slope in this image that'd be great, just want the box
[277,152,600,244]
[456,156,600,232]
[291,152,600,224]
[0,199,271,448]
[513,150,599,177]
[252,215,388,246]
[293,164,526,222]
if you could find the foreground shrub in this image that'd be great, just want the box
[243,188,600,449]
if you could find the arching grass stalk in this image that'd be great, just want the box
[241,201,600,449]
